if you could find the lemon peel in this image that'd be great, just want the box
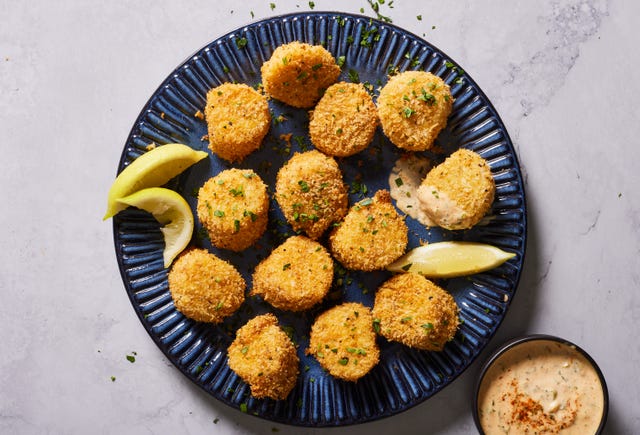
[104,143,207,220]
[117,187,194,268]
[386,241,516,278]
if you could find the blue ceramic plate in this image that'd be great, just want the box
[113,12,526,427]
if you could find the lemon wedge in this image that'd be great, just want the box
[117,187,194,268]
[104,143,207,220]
[387,241,516,278]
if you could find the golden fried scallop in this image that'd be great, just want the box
[416,148,495,230]
[309,82,378,157]
[204,83,270,162]
[251,236,333,312]
[275,150,348,239]
[308,303,380,381]
[372,273,459,351]
[197,169,268,251]
[227,314,299,400]
[329,190,408,271]
[377,71,453,151]
[261,42,341,108]
[168,248,245,323]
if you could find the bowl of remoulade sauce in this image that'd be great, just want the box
[473,335,608,434]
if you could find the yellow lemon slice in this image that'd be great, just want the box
[117,187,194,268]
[104,143,207,220]
[387,241,516,278]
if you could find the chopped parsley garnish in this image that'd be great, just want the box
[337,55,346,68]
[373,318,381,334]
[400,316,413,323]
[395,177,404,187]
[402,107,416,118]
[240,403,248,413]
[417,15,422,20]
[229,186,244,197]
[126,354,135,363]
[214,210,225,217]
[283,263,291,271]
[241,346,249,354]
[235,37,248,49]
[269,3,276,10]
[360,198,373,206]
[338,358,349,365]
[308,1,315,9]
[348,69,360,83]
[421,323,434,331]
[234,219,240,233]
[312,63,322,71]
[417,88,436,105]
[298,180,310,192]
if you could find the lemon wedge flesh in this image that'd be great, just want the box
[387,241,516,278]
[104,143,207,220]
[117,187,194,268]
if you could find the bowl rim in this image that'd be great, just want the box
[472,334,609,434]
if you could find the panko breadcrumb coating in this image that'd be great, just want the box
[309,82,378,157]
[372,273,459,351]
[275,150,348,239]
[377,71,453,151]
[204,83,270,162]
[197,169,268,251]
[308,303,380,382]
[227,314,299,400]
[261,42,341,108]
[416,148,495,230]
[329,190,408,271]
[251,236,333,312]
[168,248,245,323]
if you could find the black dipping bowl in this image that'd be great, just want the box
[472,334,609,434]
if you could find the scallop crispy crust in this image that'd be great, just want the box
[261,42,341,108]
[308,303,380,382]
[422,148,495,230]
[275,150,348,239]
[329,190,408,271]
[227,314,299,400]
[373,273,460,351]
[204,83,270,162]
[197,168,268,251]
[309,82,378,157]
[251,236,334,311]
[168,248,245,323]
[377,71,453,151]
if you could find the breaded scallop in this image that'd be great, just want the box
[227,314,299,400]
[416,148,495,230]
[204,83,270,162]
[329,190,408,271]
[261,42,341,108]
[307,302,380,382]
[372,273,459,351]
[168,248,245,323]
[275,150,348,239]
[309,82,378,157]
[197,168,268,251]
[251,236,333,312]
[377,71,453,151]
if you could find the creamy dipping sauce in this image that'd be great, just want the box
[388,155,434,226]
[477,339,606,434]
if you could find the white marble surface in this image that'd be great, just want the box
[1,0,638,433]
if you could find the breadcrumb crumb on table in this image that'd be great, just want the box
[168,248,245,323]
[329,190,408,271]
[372,273,460,351]
[227,314,299,400]
[261,42,341,108]
[308,302,380,382]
